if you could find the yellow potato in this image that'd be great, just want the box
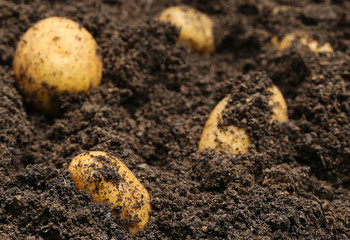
[13,17,102,114]
[159,6,215,54]
[68,151,151,235]
[198,95,251,154]
[198,85,288,154]
[299,37,333,53]
[268,85,288,122]
[271,31,333,53]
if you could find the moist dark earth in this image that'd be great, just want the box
[0,0,349,239]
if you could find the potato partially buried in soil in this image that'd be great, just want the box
[159,6,215,54]
[198,85,288,154]
[68,151,151,235]
[13,16,102,114]
[271,31,333,53]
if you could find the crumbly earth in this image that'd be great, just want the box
[0,0,349,239]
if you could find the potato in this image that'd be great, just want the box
[198,85,288,154]
[268,85,288,122]
[299,37,333,53]
[68,151,151,235]
[271,31,333,53]
[159,6,215,54]
[198,95,251,154]
[13,17,102,114]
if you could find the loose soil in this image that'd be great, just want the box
[0,0,349,239]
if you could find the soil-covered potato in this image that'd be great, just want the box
[198,95,251,154]
[159,6,215,54]
[13,16,102,114]
[268,85,288,122]
[198,85,288,154]
[271,31,333,53]
[68,151,151,235]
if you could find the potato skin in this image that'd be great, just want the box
[271,31,333,53]
[198,95,251,154]
[68,151,151,235]
[268,85,288,123]
[198,85,288,154]
[159,6,215,54]
[13,17,102,114]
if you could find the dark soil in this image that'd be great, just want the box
[1,0,349,239]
